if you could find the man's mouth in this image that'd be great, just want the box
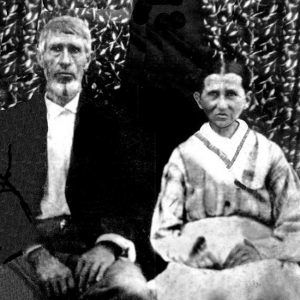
[56,72,74,77]
[55,72,75,82]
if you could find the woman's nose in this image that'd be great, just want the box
[216,96,228,110]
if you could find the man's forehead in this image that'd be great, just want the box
[46,32,85,46]
[204,73,243,89]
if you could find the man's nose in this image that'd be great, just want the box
[59,48,71,67]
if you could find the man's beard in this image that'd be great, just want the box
[47,79,81,106]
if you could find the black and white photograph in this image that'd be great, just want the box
[1,0,300,299]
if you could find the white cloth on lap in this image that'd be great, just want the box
[150,259,300,300]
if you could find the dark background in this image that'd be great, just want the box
[112,0,209,278]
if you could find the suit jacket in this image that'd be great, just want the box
[0,86,127,253]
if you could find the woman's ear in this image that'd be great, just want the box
[193,91,203,109]
[244,91,252,109]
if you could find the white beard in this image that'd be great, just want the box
[47,79,81,105]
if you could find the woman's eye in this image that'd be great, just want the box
[207,91,219,98]
[226,90,237,98]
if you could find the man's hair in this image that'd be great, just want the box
[38,15,92,55]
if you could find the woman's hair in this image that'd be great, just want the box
[197,58,251,92]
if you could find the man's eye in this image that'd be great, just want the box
[226,90,237,98]
[50,45,62,52]
[69,46,81,54]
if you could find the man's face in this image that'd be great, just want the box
[38,32,90,105]
[194,73,248,136]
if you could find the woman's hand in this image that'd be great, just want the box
[223,239,261,269]
[186,236,222,269]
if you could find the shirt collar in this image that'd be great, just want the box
[45,93,80,119]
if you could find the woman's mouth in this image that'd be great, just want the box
[216,113,228,119]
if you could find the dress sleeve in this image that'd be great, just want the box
[252,143,300,262]
[150,148,195,263]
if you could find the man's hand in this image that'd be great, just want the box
[75,243,116,292]
[27,246,75,297]
[186,236,221,269]
[223,240,261,269]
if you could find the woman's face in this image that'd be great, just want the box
[194,73,249,137]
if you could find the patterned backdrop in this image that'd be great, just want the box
[0,0,133,106]
[1,0,300,172]
[201,0,300,172]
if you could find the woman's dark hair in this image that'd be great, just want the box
[196,58,251,93]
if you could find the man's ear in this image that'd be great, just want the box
[193,91,203,109]
[36,50,44,69]
[84,53,92,71]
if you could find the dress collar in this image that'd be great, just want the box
[200,119,248,146]
[198,119,249,164]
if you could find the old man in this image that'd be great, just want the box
[0,15,151,300]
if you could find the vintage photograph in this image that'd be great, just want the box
[0,0,300,299]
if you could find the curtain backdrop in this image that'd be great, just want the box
[1,0,300,170]
[0,0,132,106]
[201,0,300,172]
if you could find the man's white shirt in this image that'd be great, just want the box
[37,93,79,219]
[28,93,136,260]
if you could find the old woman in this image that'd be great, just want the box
[150,59,300,300]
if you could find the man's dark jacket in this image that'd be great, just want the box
[0,86,128,255]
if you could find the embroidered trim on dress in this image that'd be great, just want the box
[195,128,250,169]
[242,132,259,183]
[234,179,266,203]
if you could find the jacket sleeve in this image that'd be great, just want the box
[70,102,138,260]
[0,109,41,258]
